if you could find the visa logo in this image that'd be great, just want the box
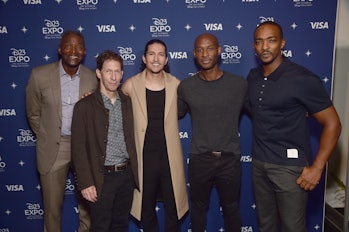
[6,185,24,191]
[204,23,223,31]
[310,22,329,29]
[96,25,116,33]
[23,0,42,4]
[169,52,188,59]
[0,109,16,116]
[0,26,8,34]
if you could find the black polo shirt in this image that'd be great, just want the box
[247,58,332,166]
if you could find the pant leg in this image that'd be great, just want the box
[77,192,91,232]
[214,154,241,232]
[90,168,134,232]
[41,138,71,232]
[252,159,281,232]
[268,164,308,232]
[141,155,161,232]
[253,159,308,232]
[188,153,214,232]
[110,168,134,232]
[160,156,180,232]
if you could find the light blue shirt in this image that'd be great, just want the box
[59,60,80,136]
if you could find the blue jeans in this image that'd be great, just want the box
[252,159,308,232]
[188,152,241,232]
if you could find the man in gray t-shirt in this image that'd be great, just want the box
[178,33,248,232]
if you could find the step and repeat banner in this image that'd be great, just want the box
[0,0,338,231]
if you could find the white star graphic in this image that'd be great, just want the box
[218,227,225,232]
[11,82,17,89]
[18,160,25,166]
[43,54,50,61]
[305,50,312,57]
[113,0,117,3]
[2,0,9,4]
[21,26,28,33]
[0,136,3,142]
[323,76,330,83]
[184,24,192,31]
[251,204,256,209]
[77,26,84,33]
[5,209,11,215]
[55,0,63,4]
[36,184,42,190]
[236,23,243,30]
[291,22,298,30]
[314,224,320,230]
[129,25,136,32]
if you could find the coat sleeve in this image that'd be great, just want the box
[26,70,41,135]
[71,100,95,191]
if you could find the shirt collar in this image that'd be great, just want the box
[101,91,120,104]
[59,59,80,79]
[260,58,291,81]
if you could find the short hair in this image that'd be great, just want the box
[59,30,85,46]
[255,21,284,39]
[96,50,124,71]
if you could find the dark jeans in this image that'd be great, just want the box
[89,167,134,232]
[252,159,308,232]
[188,152,241,232]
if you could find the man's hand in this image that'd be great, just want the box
[296,166,322,191]
[81,186,98,202]
[80,91,93,99]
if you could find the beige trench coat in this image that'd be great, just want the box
[127,70,189,221]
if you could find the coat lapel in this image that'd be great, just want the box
[50,62,62,121]
[164,72,176,121]
[133,70,148,121]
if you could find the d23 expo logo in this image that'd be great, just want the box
[42,19,63,39]
[8,48,30,68]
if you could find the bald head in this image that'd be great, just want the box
[194,33,219,48]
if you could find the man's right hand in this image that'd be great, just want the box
[81,185,98,202]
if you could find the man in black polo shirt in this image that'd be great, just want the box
[247,21,341,232]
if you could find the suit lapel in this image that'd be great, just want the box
[164,72,175,121]
[79,67,88,98]
[133,71,148,121]
[51,62,62,121]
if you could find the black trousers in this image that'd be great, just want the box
[141,149,179,232]
[89,167,134,232]
[188,152,241,232]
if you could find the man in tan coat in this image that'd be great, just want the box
[122,39,188,232]
[26,31,97,232]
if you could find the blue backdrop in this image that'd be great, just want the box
[0,0,338,231]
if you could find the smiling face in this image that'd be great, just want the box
[142,42,168,75]
[58,32,86,76]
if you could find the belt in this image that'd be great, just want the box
[104,160,130,172]
[211,151,222,157]
[209,151,234,157]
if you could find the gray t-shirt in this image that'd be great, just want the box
[178,71,248,155]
